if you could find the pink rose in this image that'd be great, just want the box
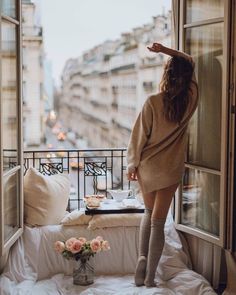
[78,237,87,245]
[70,240,83,253]
[90,239,101,252]
[54,241,65,253]
[102,240,110,251]
[96,236,103,242]
[65,237,77,250]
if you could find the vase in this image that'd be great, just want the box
[73,258,94,286]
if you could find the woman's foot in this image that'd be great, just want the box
[144,279,157,287]
[134,256,147,286]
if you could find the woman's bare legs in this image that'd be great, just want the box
[144,183,179,287]
[151,183,178,219]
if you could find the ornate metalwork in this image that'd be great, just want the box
[39,162,63,175]
[84,162,107,176]
[93,177,98,195]
[9,161,17,169]
[22,148,128,211]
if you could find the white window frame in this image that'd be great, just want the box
[0,0,23,256]
[174,0,232,247]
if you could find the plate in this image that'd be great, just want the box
[86,205,100,210]
[119,199,142,209]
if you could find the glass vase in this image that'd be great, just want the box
[73,258,94,286]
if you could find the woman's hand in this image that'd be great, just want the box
[127,169,138,181]
[148,43,193,62]
[147,43,164,53]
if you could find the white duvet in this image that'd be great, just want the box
[0,215,216,295]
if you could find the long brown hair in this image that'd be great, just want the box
[160,56,194,123]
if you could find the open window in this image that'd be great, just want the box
[0,0,23,255]
[174,0,232,247]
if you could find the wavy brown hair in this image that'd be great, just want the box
[160,56,195,123]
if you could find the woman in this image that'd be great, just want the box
[126,43,198,287]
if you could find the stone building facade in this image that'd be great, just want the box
[59,13,171,148]
[22,0,44,147]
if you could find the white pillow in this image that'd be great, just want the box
[60,209,92,225]
[88,213,143,230]
[24,167,70,226]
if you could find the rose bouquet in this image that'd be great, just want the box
[54,236,110,285]
[54,235,110,261]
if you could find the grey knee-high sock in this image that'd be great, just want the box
[139,208,152,256]
[144,218,165,287]
[134,208,152,286]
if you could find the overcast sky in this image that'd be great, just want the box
[38,0,171,85]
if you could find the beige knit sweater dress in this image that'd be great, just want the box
[127,73,198,193]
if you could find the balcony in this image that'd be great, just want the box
[21,148,131,211]
[22,26,43,38]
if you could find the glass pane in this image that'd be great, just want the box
[185,23,223,170]
[181,168,220,236]
[3,170,20,242]
[2,21,18,171]
[2,0,16,19]
[186,0,224,23]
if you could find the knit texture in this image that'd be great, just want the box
[144,218,166,287]
[134,208,152,286]
[127,73,198,193]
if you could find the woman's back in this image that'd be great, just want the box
[127,77,198,193]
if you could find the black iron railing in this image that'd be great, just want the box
[22,148,132,211]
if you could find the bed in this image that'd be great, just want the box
[0,214,216,295]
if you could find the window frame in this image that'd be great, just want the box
[174,0,231,247]
[0,0,23,255]
[226,0,236,252]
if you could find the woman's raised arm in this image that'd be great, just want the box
[147,43,193,64]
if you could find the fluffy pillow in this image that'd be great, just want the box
[61,209,92,225]
[88,213,143,230]
[24,167,70,226]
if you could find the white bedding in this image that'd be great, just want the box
[0,215,216,295]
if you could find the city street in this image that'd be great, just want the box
[45,126,75,150]
[44,126,106,209]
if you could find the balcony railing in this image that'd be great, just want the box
[21,148,132,211]
[22,26,43,37]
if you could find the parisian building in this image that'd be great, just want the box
[59,13,171,148]
[22,0,45,147]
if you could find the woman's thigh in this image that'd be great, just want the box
[152,183,179,219]
[141,191,156,210]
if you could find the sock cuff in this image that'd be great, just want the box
[151,218,166,226]
[144,208,152,214]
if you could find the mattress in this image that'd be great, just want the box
[0,215,216,294]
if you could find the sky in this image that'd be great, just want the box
[37,0,171,86]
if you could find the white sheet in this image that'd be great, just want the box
[0,215,216,295]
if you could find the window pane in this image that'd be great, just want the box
[2,0,16,19]
[2,21,18,171]
[186,0,224,23]
[3,170,20,243]
[185,23,223,170]
[181,168,220,236]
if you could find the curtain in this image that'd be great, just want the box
[171,0,179,49]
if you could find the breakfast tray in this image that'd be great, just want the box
[85,200,145,215]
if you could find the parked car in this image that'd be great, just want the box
[57,132,66,141]
[70,160,84,170]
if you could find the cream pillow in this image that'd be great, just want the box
[88,213,143,230]
[61,209,92,225]
[24,167,70,226]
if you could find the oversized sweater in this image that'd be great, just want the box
[127,75,198,193]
